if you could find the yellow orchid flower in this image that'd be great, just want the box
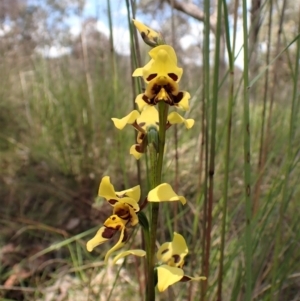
[112,106,194,159]
[86,177,141,261]
[156,233,206,292]
[98,176,140,225]
[133,45,190,111]
[132,19,163,47]
[147,183,187,205]
[86,215,128,263]
[112,106,159,160]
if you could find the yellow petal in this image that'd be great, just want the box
[112,249,146,265]
[111,110,140,130]
[113,203,131,220]
[116,197,140,213]
[148,183,186,205]
[142,45,183,84]
[156,265,184,292]
[171,232,188,257]
[149,45,177,65]
[99,177,140,210]
[174,91,190,111]
[135,94,149,111]
[128,207,139,226]
[132,19,162,47]
[98,176,116,199]
[117,185,141,203]
[132,67,143,77]
[103,215,127,229]
[167,112,195,129]
[157,232,188,268]
[86,226,115,252]
[104,227,126,263]
[137,106,159,131]
[130,145,143,160]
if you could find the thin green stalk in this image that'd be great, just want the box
[270,10,300,300]
[107,0,117,93]
[242,0,253,299]
[204,0,222,298]
[125,0,142,186]
[217,0,235,299]
[147,102,168,301]
[253,0,273,215]
[200,0,211,299]
[263,0,287,175]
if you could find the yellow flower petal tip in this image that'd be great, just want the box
[86,241,94,252]
[135,94,149,111]
[130,145,143,160]
[132,19,162,46]
[174,91,191,111]
[112,249,146,265]
[167,112,195,129]
[157,265,184,292]
[86,226,113,252]
[111,110,140,130]
[132,67,143,77]
[98,176,115,198]
[148,183,186,205]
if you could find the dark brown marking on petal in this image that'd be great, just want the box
[116,193,125,198]
[141,32,146,39]
[164,83,175,93]
[168,73,178,81]
[102,227,117,239]
[135,143,146,153]
[180,276,191,282]
[142,94,150,102]
[119,213,130,220]
[173,91,184,104]
[108,199,118,205]
[122,230,129,243]
[146,73,157,81]
[111,216,116,221]
[172,254,181,264]
[138,122,146,127]
[115,208,129,218]
[151,83,161,95]
[161,248,169,255]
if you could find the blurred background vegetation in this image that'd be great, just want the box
[0,0,299,300]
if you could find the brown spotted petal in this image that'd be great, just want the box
[86,214,127,253]
[104,227,128,263]
[156,232,188,268]
[144,78,180,102]
[98,176,140,212]
[86,225,118,252]
[113,203,139,226]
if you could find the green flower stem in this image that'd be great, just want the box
[157,102,169,181]
[146,102,168,301]
[242,0,253,298]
